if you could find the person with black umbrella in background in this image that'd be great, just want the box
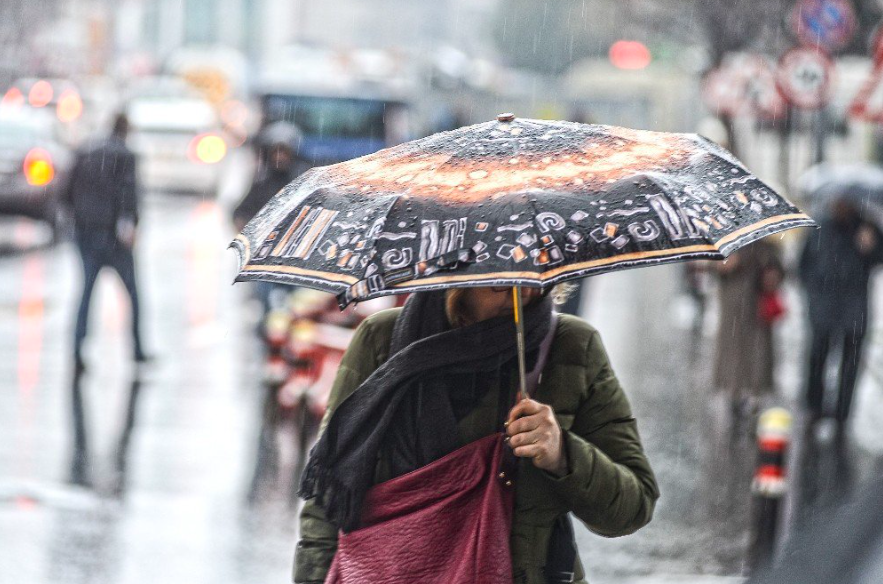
[799,197,883,435]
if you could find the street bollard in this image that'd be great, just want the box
[747,407,792,575]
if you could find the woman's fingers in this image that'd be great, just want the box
[505,398,566,473]
[506,398,546,426]
[506,413,543,436]
[507,426,551,448]
[512,443,545,459]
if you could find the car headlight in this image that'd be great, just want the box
[23,148,54,186]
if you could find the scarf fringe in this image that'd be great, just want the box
[299,458,360,533]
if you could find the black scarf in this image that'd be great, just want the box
[299,290,553,532]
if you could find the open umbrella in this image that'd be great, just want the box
[799,162,883,213]
[232,114,814,394]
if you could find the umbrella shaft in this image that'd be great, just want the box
[513,286,528,400]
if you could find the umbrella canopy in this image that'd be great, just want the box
[232,115,814,307]
[799,162,883,211]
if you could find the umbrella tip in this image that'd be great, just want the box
[496,112,516,122]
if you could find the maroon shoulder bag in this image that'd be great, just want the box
[324,315,558,584]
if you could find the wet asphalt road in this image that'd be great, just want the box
[1,188,881,584]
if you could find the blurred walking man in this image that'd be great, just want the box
[64,113,148,371]
[799,199,883,433]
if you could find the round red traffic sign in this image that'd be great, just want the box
[776,47,834,109]
[872,23,883,64]
[702,55,786,120]
[702,68,744,117]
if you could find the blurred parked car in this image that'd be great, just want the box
[7,78,85,125]
[258,91,410,165]
[3,77,96,145]
[126,77,228,195]
[0,107,73,237]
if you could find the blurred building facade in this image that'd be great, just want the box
[0,0,503,83]
[114,0,501,67]
[0,0,112,81]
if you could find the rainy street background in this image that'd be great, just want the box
[3,1,883,583]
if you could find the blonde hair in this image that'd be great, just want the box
[549,283,578,305]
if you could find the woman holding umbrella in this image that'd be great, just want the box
[232,116,813,583]
[293,285,659,584]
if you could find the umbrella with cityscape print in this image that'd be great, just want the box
[231,114,814,309]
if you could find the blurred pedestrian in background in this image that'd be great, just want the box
[713,238,785,422]
[233,121,305,231]
[63,113,148,371]
[233,122,307,315]
[799,199,883,433]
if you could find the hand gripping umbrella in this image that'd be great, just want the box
[232,114,815,397]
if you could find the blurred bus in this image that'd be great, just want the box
[254,45,413,167]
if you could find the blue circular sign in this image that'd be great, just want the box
[791,0,857,53]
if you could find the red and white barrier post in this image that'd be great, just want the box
[747,407,793,573]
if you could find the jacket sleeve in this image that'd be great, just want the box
[543,330,660,537]
[866,223,883,265]
[798,231,819,287]
[61,150,83,210]
[118,150,139,225]
[293,318,381,583]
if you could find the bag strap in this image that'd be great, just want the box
[525,312,558,398]
[544,514,577,583]
[497,312,559,481]
[537,315,573,584]
[497,312,559,425]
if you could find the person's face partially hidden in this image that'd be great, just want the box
[831,198,858,225]
[269,146,293,171]
[465,287,542,323]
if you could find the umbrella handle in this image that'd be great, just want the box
[513,286,528,401]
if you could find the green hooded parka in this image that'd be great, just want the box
[294,308,659,584]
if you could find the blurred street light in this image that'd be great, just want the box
[609,41,652,70]
[189,134,227,165]
[2,87,25,108]
[56,89,83,123]
[28,80,53,108]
